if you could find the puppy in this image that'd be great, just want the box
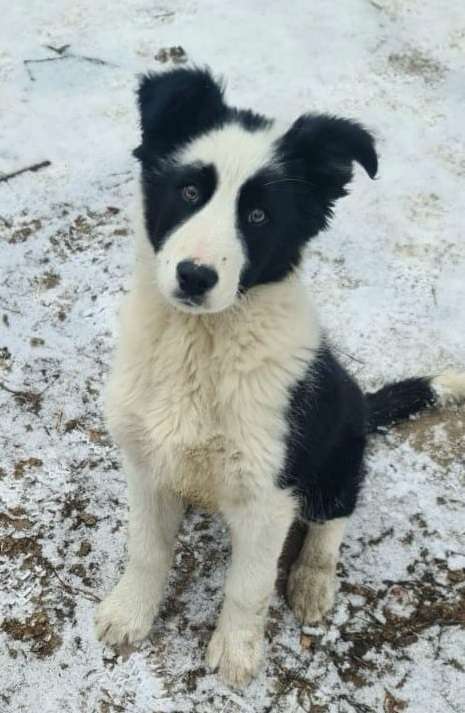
[95,67,465,687]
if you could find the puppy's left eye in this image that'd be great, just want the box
[248,208,267,225]
[182,184,200,204]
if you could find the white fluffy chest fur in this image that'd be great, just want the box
[106,260,321,511]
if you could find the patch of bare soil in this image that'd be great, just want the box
[396,407,465,467]
[388,49,445,84]
[2,611,62,658]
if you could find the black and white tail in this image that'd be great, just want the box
[365,370,465,434]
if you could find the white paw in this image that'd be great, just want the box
[287,561,336,625]
[206,624,264,688]
[95,576,156,646]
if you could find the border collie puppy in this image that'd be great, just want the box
[95,67,465,687]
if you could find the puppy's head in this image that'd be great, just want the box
[134,67,377,314]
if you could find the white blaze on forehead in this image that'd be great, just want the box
[178,123,279,192]
[172,123,280,261]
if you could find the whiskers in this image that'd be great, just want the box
[263,177,315,189]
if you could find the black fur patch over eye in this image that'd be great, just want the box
[237,113,377,291]
[238,168,311,289]
[235,113,378,291]
[143,163,218,251]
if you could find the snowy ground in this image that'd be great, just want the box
[1,1,464,711]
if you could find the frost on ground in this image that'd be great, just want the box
[1,1,464,711]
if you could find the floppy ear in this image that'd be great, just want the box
[280,114,378,202]
[133,67,227,162]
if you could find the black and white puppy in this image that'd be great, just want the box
[95,68,465,687]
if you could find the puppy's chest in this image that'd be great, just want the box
[144,329,221,447]
[141,325,297,508]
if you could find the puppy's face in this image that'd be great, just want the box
[134,68,377,314]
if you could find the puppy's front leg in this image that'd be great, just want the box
[207,490,295,687]
[95,458,184,646]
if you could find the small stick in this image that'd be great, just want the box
[24,52,115,81]
[24,56,67,80]
[333,346,366,366]
[46,560,101,603]
[78,54,113,66]
[153,11,175,19]
[0,160,51,184]
[44,44,71,55]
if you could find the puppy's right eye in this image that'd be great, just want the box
[181,184,200,204]
[248,208,267,225]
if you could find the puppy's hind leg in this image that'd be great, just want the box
[287,517,346,626]
[95,455,184,647]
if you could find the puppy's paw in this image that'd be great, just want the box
[288,561,336,625]
[95,577,156,646]
[206,624,263,688]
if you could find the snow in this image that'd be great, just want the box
[1,1,464,711]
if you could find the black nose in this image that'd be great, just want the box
[176,260,218,298]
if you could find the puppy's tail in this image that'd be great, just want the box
[365,369,465,434]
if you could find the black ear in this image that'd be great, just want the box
[133,67,227,162]
[280,114,378,201]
